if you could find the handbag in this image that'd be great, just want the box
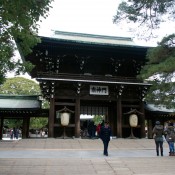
[162,135,166,142]
[153,134,156,139]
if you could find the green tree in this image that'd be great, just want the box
[113,0,175,39]
[4,119,23,129]
[114,0,175,108]
[0,77,40,95]
[30,117,48,130]
[93,115,104,126]
[0,0,53,84]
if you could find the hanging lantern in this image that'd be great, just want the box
[60,112,70,126]
[129,114,138,127]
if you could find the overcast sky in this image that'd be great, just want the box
[39,0,121,37]
[38,0,175,46]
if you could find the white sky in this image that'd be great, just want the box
[39,0,122,37]
[38,0,175,46]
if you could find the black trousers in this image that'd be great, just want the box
[155,140,163,155]
[103,140,109,155]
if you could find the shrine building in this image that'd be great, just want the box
[0,95,48,139]
[20,31,153,138]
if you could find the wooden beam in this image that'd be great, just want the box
[75,98,80,138]
[117,97,122,138]
[22,117,30,139]
[140,101,146,138]
[48,97,55,137]
[55,102,75,106]
[0,117,4,140]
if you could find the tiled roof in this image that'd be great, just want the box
[0,95,41,109]
[52,30,142,47]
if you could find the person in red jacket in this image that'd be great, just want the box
[96,123,101,138]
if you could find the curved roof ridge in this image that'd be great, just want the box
[54,30,133,41]
[52,30,136,46]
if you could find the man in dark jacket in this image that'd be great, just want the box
[88,121,96,139]
[152,121,165,156]
[100,121,112,156]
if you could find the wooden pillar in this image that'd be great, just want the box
[140,101,146,138]
[0,117,4,140]
[108,105,114,134]
[75,97,80,138]
[22,117,30,138]
[48,97,55,137]
[147,119,153,139]
[117,97,122,138]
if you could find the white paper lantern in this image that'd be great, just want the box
[61,112,70,126]
[129,114,138,127]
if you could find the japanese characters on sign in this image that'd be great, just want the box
[90,85,109,95]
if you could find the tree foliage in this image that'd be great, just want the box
[0,0,53,84]
[30,117,48,130]
[114,0,175,108]
[138,35,175,108]
[93,115,104,126]
[114,0,175,39]
[0,77,40,95]
[4,119,23,129]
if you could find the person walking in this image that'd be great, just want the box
[13,127,16,140]
[10,128,13,140]
[152,121,165,156]
[15,128,19,139]
[99,121,112,156]
[165,122,175,156]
